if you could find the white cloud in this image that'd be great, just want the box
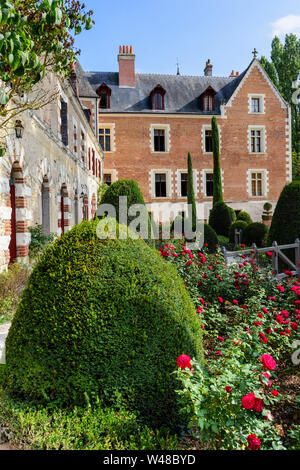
[270,14,300,37]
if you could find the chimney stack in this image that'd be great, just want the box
[118,45,135,88]
[204,59,213,76]
[230,70,235,78]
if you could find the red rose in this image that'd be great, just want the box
[177,354,192,370]
[218,297,224,303]
[225,386,232,393]
[259,372,271,387]
[247,434,261,450]
[291,322,298,330]
[276,315,284,325]
[261,354,276,371]
[259,332,268,344]
[242,392,256,410]
[266,252,273,258]
[253,398,264,412]
[265,327,272,334]
[271,390,279,397]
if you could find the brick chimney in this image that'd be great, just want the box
[204,59,213,76]
[118,45,135,88]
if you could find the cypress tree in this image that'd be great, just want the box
[187,152,197,232]
[212,116,224,206]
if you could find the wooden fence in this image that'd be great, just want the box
[221,239,300,278]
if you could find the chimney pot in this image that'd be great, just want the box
[130,45,133,54]
[236,71,239,76]
[119,45,122,53]
[123,45,125,53]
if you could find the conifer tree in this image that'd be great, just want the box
[212,117,224,206]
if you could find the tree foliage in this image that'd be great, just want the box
[211,116,223,206]
[0,0,94,154]
[260,34,300,153]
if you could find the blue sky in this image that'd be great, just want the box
[75,0,300,77]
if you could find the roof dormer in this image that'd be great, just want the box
[201,86,216,111]
[151,84,166,110]
[96,82,112,109]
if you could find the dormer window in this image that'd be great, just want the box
[151,85,166,110]
[202,86,216,111]
[96,83,111,109]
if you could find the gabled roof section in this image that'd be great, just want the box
[76,60,98,98]
[225,59,288,109]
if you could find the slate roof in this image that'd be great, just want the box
[77,61,250,114]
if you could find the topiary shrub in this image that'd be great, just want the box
[243,222,269,247]
[99,179,154,247]
[203,224,218,252]
[4,219,203,428]
[268,183,300,246]
[237,211,253,225]
[229,221,248,244]
[209,202,235,237]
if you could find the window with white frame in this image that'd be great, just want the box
[248,169,268,197]
[150,124,170,153]
[99,124,115,152]
[150,169,172,198]
[249,126,266,153]
[180,172,188,197]
[248,94,265,114]
[251,172,263,196]
[205,172,213,197]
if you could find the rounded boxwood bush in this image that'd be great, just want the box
[237,211,253,225]
[268,182,300,245]
[243,222,269,247]
[209,202,235,237]
[204,224,218,252]
[229,221,248,244]
[99,179,154,248]
[4,219,203,428]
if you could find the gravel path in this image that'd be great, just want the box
[0,322,10,364]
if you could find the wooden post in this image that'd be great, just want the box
[295,239,300,276]
[272,241,278,275]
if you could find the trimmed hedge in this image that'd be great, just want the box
[243,222,269,247]
[229,220,248,244]
[204,224,218,252]
[268,182,300,246]
[237,211,253,225]
[209,202,235,237]
[99,179,154,247]
[4,219,203,428]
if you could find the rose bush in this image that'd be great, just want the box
[158,241,300,449]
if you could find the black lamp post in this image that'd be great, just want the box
[15,120,24,139]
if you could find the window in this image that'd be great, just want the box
[154,129,165,152]
[180,173,188,197]
[205,173,213,197]
[251,98,260,113]
[251,129,262,153]
[104,174,112,186]
[155,173,167,197]
[60,100,68,146]
[204,95,214,111]
[151,85,166,110]
[251,172,263,196]
[202,86,216,111]
[99,128,111,151]
[96,83,111,109]
[248,95,264,114]
[205,130,213,152]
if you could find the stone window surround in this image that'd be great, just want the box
[99,123,116,152]
[150,124,171,153]
[247,168,269,198]
[248,125,267,154]
[149,169,173,199]
[201,124,222,154]
[201,169,224,197]
[176,169,198,198]
[248,94,265,114]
